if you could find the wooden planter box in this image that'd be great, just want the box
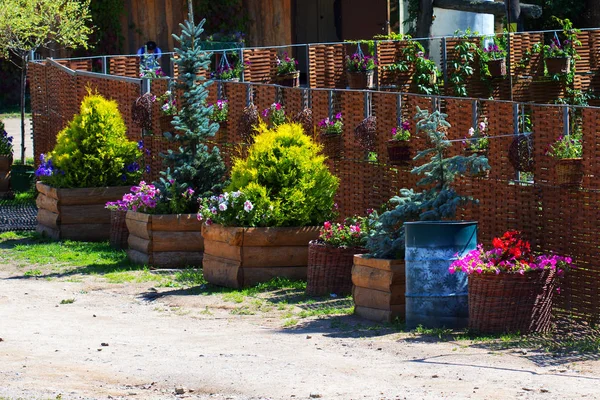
[202,224,320,288]
[36,182,130,241]
[126,211,203,268]
[351,254,406,323]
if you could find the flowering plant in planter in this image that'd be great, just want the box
[210,99,229,123]
[276,52,298,75]
[449,230,573,276]
[319,113,343,135]
[212,60,244,81]
[391,120,411,141]
[463,118,489,152]
[345,53,376,72]
[106,181,160,212]
[480,43,506,61]
[318,214,374,248]
[262,102,286,127]
[108,178,197,214]
[157,90,177,116]
[197,190,276,227]
[0,122,13,156]
[546,130,582,159]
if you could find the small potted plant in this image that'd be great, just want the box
[480,43,507,77]
[209,99,229,142]
[387,119,411,165]
[464,119,489,155]
[306,214,373,296]
[450,230,573,334]
[0,121,13,193]
[345,52,376,89]
[262,102,286,128]
[274,52,300,87]
[157,90,177,133]
[546,129,583,187]
[212,59,244,81]
[318,112,343,158]
[544,37,572,74]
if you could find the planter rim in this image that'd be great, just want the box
[404,220,478,226]
[126,210,199,217]
[309,239,367,252]
[37,181,131,191]
[387,139,409,145]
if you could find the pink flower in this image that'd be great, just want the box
[479,122,486,131]
[468,127,475,136]
[262,109,269,117]
[243,200,253,212]
[324,221,332,229]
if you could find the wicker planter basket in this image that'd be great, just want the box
[555,158,583,188]
[546,57,571,74]
[307,241,368,296]
[386,140,411,165]
[487,58,507,77]
[110,209,129,250]
[159,115,174,133]
[320,133,342,158]
[275,71,300,87]
[347,70,374,89]
[469,269,558,334]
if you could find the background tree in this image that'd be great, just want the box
[0,0,92,162]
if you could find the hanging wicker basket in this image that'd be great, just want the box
[110,209,129,250]
[347,70,374,89]
[546,57,571,75]
[487,58,507,77]
[386,140,411,165]
[468,269,558,334]
[354,116,377,152]
[320,133,342,159]
[509,133,534,173]
[555,158,583,188]
[306,241,369,296]
[275,71,300,87]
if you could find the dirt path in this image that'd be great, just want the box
[1,266,599,400]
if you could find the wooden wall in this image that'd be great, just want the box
[245,0,293,46]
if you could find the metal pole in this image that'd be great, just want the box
[442,37,448,89]
[102,56,108,75]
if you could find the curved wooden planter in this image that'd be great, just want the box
[126,211,203,268]
[0,155,12,193]
[202,224,320,289]
[351,254,405,323]
[36,182,130,241]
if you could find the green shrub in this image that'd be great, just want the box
[38,93,142,188]
[227,122,339,227]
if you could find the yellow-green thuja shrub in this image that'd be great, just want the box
[39,93,142,188]
[228,122,339,227]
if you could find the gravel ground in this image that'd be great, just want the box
[1,263,599,400]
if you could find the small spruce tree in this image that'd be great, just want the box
[366,107,490,259]
[154,13,227,213]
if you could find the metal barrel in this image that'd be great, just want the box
[404,221,478,330]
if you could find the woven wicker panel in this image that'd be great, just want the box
[481,100,515,181]
[308,44,345,89]
[28,62,48,164]
[575,32,591,75]
[281,87,307,132]
[445,98,474,157]
[243,48,277,83]
[509,33,544,77]
[444,37,489,98]
[109,56,140,77]
[531,105,564,186]
[582,107,600,189]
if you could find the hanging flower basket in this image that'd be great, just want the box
[159,115,174,133]
[109,209,129,250]
[275,71,300,87]
[509,133,534,173]
[487,58,507,77]
[354,116,377,152]
[546,57,571,75]
[469,269,558,334]
[320,133,342,159]
[386,140,411,165]
[347,70,374,90]
[306,241,369,296]
[555,158,583,188]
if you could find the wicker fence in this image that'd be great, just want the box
[29,59,600,325]
[57,29,600,104]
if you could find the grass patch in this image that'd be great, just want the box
[0,191,37,206]
[0,231,144,277]
[59,298,75,304]
[103,269,168,284]
[23,268,42,277]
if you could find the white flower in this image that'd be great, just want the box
[223,192,230,200]
[243,200,253,212]
[479,121,486,132]
[232,191,241,198]
[218,203,227,211]
[468,127,475,136]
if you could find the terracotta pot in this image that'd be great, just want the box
[486,58,507,77]
[386,140,411,166]
[555,158,583,188]
[275,71,300,87]
[546,57,571,74]
[347,70,374,89]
